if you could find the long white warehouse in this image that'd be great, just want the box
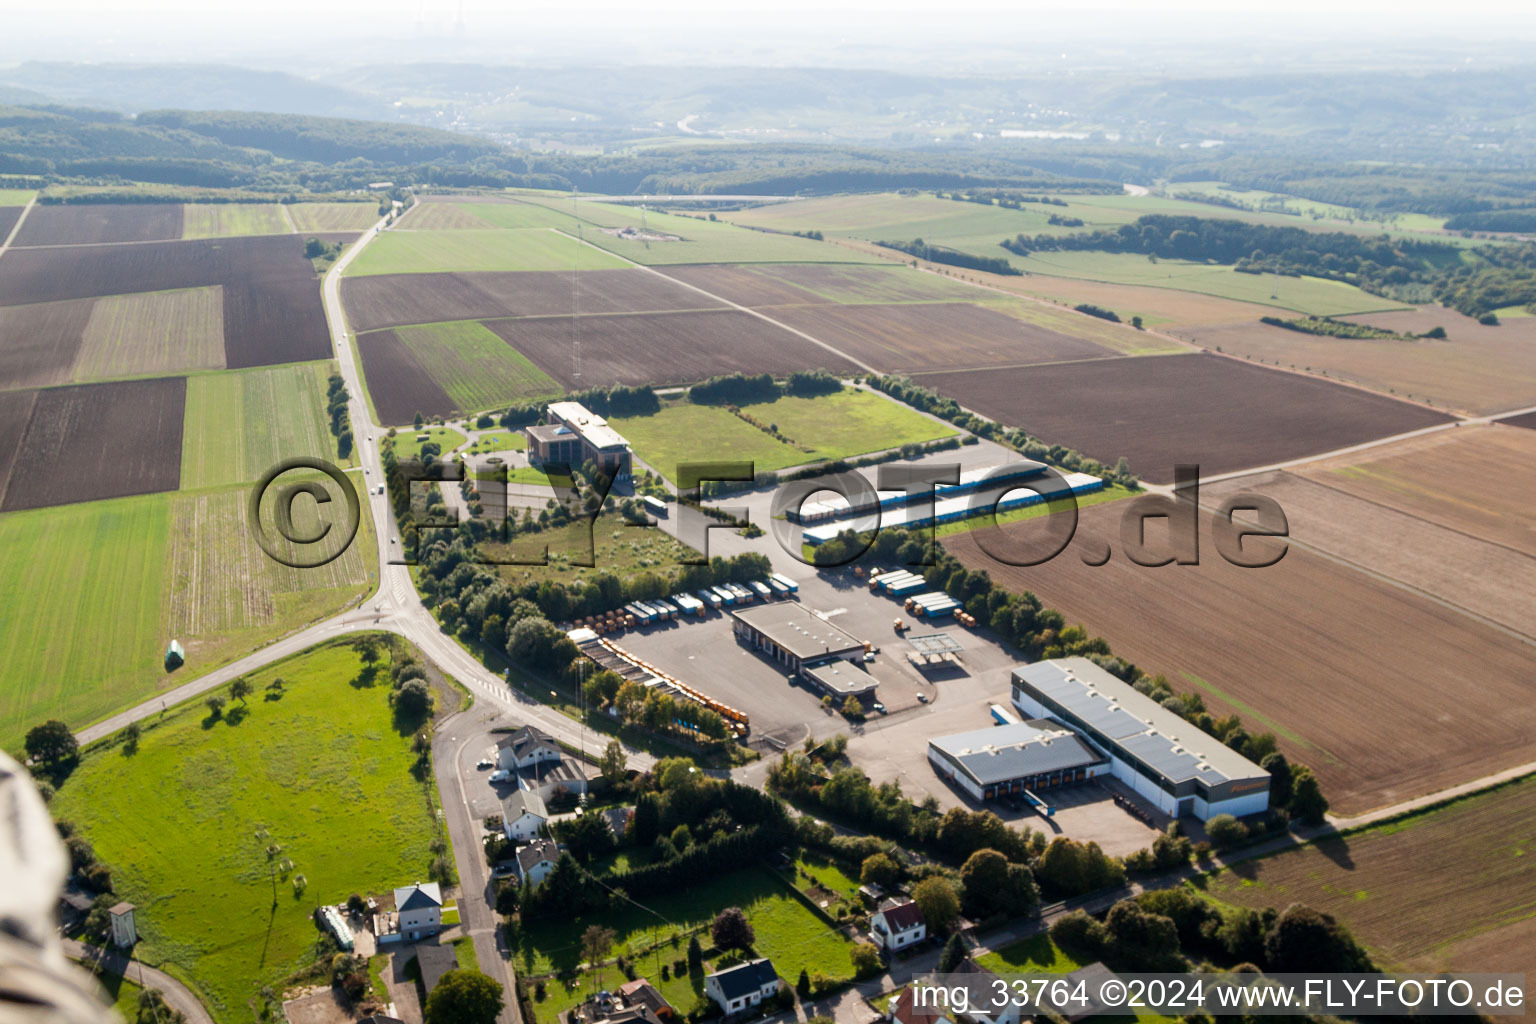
[1011,658,1271,821]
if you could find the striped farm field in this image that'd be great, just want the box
[75,286,225,380]
[181,204,291,239]
[288,202,379,232]
[345,228,628,275]
[388,319,562,413]
[180,362,339,489]
[406,199,575,231]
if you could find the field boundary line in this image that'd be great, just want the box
[0,192,36,261]
[1189,419,1463,487]
[551,227,881,375]
[279,201,298,233]
[354,304,734,336]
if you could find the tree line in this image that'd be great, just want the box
[876,237,1022,276]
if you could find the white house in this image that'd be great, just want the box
[514,838,561,889]
[704,959,780,1015]
[502,787,549,841]
[392,882,442,941]
[496,726,564,771]
[870,898,926,951]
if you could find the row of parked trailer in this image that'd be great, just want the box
[572,574,802,635]
[870,569,960,619]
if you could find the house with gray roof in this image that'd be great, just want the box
[502,786,549,841]
[392,882,442,940]
[704,959,780,1015]
[514,838,562,888]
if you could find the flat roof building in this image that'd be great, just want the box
[731,603,867,676]
[525,401,632,482]
[928,720,1108,803]
[1011,658,1271,821]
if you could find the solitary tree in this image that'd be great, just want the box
[24,720,77,766]
[599,739,627,787]
[395,679,434,719]
[494,879,521,917]
[1288,768,1329,824]
[230,677,253,705]
[711,907,755,953]
[205,695,226,719]
[582,924,617,991]
[849,942,882,978]
[423,970,503,1024]
[938,933,969,972]
[122,720,142,753]
[841,695,863,717]
[687,934,704,973]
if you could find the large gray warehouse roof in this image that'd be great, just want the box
[929,720,1104,786]
[732,603,865,661]
[1012,658,1268,788]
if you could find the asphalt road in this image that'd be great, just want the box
[63,939,214,1024]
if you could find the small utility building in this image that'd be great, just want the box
[1011,658,1271,820]
[928,721,1107,802]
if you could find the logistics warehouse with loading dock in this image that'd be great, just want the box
[1011,658,1271,821]
[928,720,1109,804]
[730,602,877,697]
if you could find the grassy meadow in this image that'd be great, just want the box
[181,362,344,489]
[52,641,445,1024]
[389,319,562,413]
[181,204,291,239]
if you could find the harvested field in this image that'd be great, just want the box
[943,501,1536,815]
[76,286,225,380]
[914,352,1453,483]
[762,301,1120,372]
[180,364,336,489]
[288,203,378,233]
[658,262,983,306]
[0,296,92,388]
[1290,424,1536,558]
[484,309,860,389]
[387,320,561,415]
[1182,310,1536,415]
[1503,410,1536,430]
[2,377,185,511]
[180,203,290,239]
[344,228,628,275]
[15,203,182,246]
[0,207,21,241]
[985,270,1283,328]
[1206,468,1536,637]
[0,389,37,507]
[0,236,330,369]
[341,269,722,332]
[1204,776,1536,974]
[355,331,455,425]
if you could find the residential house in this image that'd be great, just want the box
[1046,963,1123,1022]
[944,959,1020,1024]
[870,898,926,951]
[704,959,780,1015]
[502,787,549,842]
[496,725,564,771]
[392,882,443,941]
[568,978,675,1024]
[514,838,562,889]
[888,986,953,1024]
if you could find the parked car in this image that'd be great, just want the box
[475,758,494,770]
[917,693,930,704]
[488,769,511,783]
[872,702,887,714]
[862,652,876,663]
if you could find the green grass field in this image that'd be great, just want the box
[0,494,167,751]
[487,517,691,586]
[345,228,628,276]
[181,204,291,239]
[521,866,851,1019]
[388,320,562,413]
[465,428,526,454]
[406,201,577,231]
[977,934,1177,1024]
[0,469,375,752]
[614,389,955,481]
[181,363,341,489]
[80,963,144,1021]
[387,425,468,460]
[0,189,34,206]
[52,641,443,1024]
[289,203,380,232]
[1001,251,1409,316]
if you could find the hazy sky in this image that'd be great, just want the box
[8,0,1536,67]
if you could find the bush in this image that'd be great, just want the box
[1204,814,1249,850]
[850,942,882,978]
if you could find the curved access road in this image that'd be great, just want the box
[64,939,214,1024]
